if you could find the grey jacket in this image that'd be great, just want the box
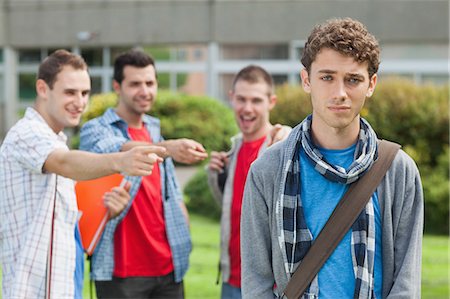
[207,133,270,283]
[241,133,424,298]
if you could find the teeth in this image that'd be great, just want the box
[241,116,254,121]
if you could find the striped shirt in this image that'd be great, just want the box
[79,108,192,283]
[0,107,78,299]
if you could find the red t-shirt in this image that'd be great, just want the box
[228,136,266,287]
[113,125,174,277]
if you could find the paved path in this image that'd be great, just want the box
[174,166,199,189]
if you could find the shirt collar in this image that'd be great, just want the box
[103,107,158,127]
[25,107,68,143]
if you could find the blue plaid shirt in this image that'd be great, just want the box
[79,108,192,282]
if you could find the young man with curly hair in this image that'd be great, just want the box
[241,18,423,299]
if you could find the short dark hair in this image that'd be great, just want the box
[113,49,156,83]
[232,65,274,95]
[301,18,380,78]
[37,49,88,89]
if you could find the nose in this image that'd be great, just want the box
[242,100,253,112]
[138,83,152,96]
[74,92,88,108]
[332,80,348,101]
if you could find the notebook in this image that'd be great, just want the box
[75,174,124,255]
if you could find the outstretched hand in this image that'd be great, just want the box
[119,145,165,176]
[162,138,208,164]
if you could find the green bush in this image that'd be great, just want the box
[152,91,238,153]
[184,167,221,220]
[364,79,449,168]
[267,79,449,234]
[270,83,312,127]
[421,146,449,234]
[76,90,238,154]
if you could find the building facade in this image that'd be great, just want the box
[0,0,448,139]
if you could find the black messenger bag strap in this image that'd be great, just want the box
[282,140,400,299]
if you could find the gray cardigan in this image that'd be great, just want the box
[241,133,423,298]
[207,133,270,283]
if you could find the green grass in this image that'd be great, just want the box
[421,235,449,299]
[184,214,221,299]
[1,215,448,298]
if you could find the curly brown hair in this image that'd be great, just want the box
[301,18,380,78]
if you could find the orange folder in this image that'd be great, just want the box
[75,174,124,255]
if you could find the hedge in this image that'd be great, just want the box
[75,90,238,154]
[75,79,449,234]
[186,79,449,234]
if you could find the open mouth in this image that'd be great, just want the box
[240,115,256,126]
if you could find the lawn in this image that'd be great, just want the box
[421,235,449,299]
[0,214,448,298]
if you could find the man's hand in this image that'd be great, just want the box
[104,181,131,219]
[267,124,292,146]
[161,139,208,164]
[118,145,165,176]
[208,151,229,173]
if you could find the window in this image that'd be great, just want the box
[0,75,4,103]
[19,49,41,63]
[81,48,103,66]
[90,76,102,95]
[19,74,36,101]
[145,46,171,61]
[272,75,289,85]
[110,47,130,65]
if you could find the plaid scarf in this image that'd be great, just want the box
[279,115,377,298]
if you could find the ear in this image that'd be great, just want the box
[36,79,48,99]
[228,89,234,100]
[300,69,311,93]
[366,74,378,98]
[228,89,236,106]
[112,80,121,94]
[268,94,277,110]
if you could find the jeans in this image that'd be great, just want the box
[95,272,183,299]
[221,282,241,299]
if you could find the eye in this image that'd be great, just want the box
[82,91,90,97]
[252,98,264,104]
[347,77,362,85]
[146,81,155,87]
[321,75,333,81]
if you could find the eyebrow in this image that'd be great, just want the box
[318,69,365,79]
[318,69,337,74]
[347,73,365,80]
